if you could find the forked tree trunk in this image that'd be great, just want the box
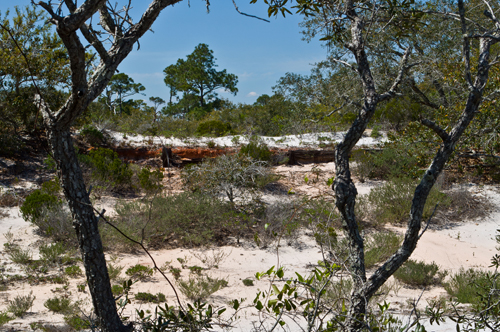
[333,2,497,328]
[32,1,182,331]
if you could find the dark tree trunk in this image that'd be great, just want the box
[32,1,182,331]
[47,129,130,331]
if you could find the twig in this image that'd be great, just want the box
[91,207,185,312]
[232,0,270,22]
[420,119,449,142]
[418,203,439,240]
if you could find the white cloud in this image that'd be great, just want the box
[246,92,258,97]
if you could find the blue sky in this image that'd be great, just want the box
[1,1,327,105]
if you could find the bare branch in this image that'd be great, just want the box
[379,46,412,101]
[330,58,357,72]
[232,0,270,22]
[418,203,439,240]
[420,118,449,142]
[481,0,500,30]
[458,0,474,89]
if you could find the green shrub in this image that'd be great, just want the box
[44,297,72,314]
[352,146,421,181]
[196,120,232,137]
[135,292,166,303]
[182,154,276,204]
[242,278,254,286]
[138,166,164,194]
[0,312,12,326]
[364,232,403,268]
[106,192,249,249]
[7,291,35,317]
[64,315,89,330]
[239,140,272,162]
[367,177,451,224]
[79,125,105,147]
[394,260,446,287]
[444,268,500,306]
[125,264,153,281]
[39,242,66,266]
[81,148,133,189]
[111,284,124,296]
[64,265,82,277]
[20,181,75,243]
[177,275,228,302]
[20,180,62,224]
[107,263,123,281]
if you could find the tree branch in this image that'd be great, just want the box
[379,46,412,101]
[458,0,474,90]
[420,118,449,142]
[232,0,270,22]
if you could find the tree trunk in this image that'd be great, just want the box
[46,128,131,332]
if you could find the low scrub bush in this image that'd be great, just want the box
[112,284,124,296]
[182,154,277,204]
[7,291,35,317]
[20,181,75,243]
[367,177,451,225]
[79,125,106,147]
[138,166,164,194]
[352,145,421,181]
[44,297,73,314]
[239,140,272,162]
[125,264,153,281]
[79,148,133,190]
[105,192,249,249]
[64,265,82,277]
[364,232,403,268]
[444,268,500,306]
[394,260,446,287]
[135,292,166,303]
[20,180,62,224]
[196,119,232,137]
[177,275,228,302]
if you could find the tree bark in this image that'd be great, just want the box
[330,1,498,329]
[33,1,182,331]
[47,129,130,331]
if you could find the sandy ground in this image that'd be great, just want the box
[0,160,498,331]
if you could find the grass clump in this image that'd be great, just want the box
[106,192,249,249]
[7,291,35,317]
[239,140,271,162]
[44,296,73,314]
[444,268,500,306]
[135,292,166,303]
[64,265,82,277]
[79,147,133,190]
[0,312,12,326]
[125,264,153,281]
[364,232,403,268]
[182,153,276,204]
[394,260,446,287]
[177,275,228,302]
[367,177,451,225]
